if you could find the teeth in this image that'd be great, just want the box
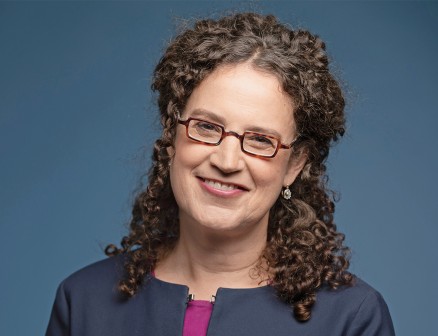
[204,179,238,191]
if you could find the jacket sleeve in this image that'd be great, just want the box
[46,281,70,336]
[347,289,396,336]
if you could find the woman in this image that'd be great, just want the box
[47,13,395,335]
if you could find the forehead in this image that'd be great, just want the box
[183,63,296,138]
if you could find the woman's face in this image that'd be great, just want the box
[169,62,304,237]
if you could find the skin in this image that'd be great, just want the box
[155,62,306,299]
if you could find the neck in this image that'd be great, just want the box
[154,217,271,300]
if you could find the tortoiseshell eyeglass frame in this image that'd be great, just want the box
[177,117,298,159]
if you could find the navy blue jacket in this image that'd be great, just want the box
[46,256,395,335]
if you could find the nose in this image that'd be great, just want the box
[209,134,244,173]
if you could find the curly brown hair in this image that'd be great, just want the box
[106,12,353,322]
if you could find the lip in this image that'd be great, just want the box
[197,176,249,197]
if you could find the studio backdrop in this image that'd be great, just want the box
[1,1,437,335]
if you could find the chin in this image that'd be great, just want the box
[197,212,267,236]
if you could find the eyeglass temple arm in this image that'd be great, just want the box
[280,135,300,149]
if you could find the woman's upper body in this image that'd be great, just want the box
[46,255,394,336]
[47,12,395,335]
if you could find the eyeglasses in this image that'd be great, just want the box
[177,117,297,158]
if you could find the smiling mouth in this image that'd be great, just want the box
[200,178,247,191]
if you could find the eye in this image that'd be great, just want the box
[245,133,276,148]
[254,135,273,144]
[191,120,223,137]
[196,121,220,132]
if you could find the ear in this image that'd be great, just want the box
[283,150,307,187]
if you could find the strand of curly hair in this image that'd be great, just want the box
[106,12,353,322]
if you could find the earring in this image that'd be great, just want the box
[282,185,292,200]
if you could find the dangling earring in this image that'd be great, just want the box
[282,185,292,200]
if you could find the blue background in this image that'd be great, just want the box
[1,1,437,335]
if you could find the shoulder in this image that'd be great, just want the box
[313,277,395,335]
[47,255,128,335]
[58,255,126,300]
[317,277,386,307]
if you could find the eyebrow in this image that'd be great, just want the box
[189,108,226,125]
[186,108,283,139]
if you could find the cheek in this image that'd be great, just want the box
[170,134,210,192]
[173,129,193,163]
[173,137,208,170]
[249,159,287,190]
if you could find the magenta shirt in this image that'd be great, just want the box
[183,299,213,336]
